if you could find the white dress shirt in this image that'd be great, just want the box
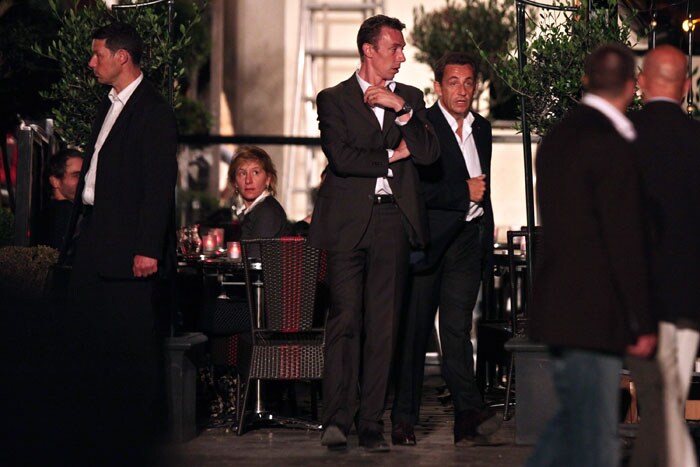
[355,72,411,195]
[581,93,636,142]
[82,73,144,205]
[437,101,484,221]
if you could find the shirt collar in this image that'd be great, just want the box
[437,100,474,134]
[355,71,396,93]
[108,73,143,105]
[646,96,683,105]
[236,190,270,216]
[581,93,636,142]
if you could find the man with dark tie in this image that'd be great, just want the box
[309,14,439,452]
[391,52,499,447]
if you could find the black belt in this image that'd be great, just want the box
[372,194,395,205]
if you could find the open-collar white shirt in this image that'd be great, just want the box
[581,93,636,142]
[437,100,484,221]
[82,73,144,206]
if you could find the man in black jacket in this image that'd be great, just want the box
[310,15,439,452]
[627,44,700,467]
[391,52,498,447]
[528,44,656,467]
[64,22,178,464]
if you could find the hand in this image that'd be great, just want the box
[364,85,404,112]
[133,254,158,278]
[389,139,410,163]
[626,333,657,358]
[467,175,487,202]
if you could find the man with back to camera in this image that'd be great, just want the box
[527,43,656,467]
[309,14,439,452]
[626,44,700,467]
[44,148,83,249]
[61,21,178,464]
[391,51,499,447]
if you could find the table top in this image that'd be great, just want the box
[177,254,262,271]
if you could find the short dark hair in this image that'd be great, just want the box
[356,15,405,59]
[433,52,479,83]
[583,43,636,96]
[91,22,144,66]
[48,148,83,180]
[228,146,279,196]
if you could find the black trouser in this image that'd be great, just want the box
[392,221,484,425]
[322,202,409,434]
[56,211,162,465]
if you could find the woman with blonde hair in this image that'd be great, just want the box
[228,146,289,239]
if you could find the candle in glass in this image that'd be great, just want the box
[211,228,225,250]
[227,241,241,260]
[203,234,217,253]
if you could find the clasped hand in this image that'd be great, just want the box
[364,85,404,113]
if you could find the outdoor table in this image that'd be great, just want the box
[177,254,298,429]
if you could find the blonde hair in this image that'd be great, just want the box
[228,146,278,196]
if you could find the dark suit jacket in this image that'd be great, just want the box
[530,104,654,354]
[240,195,289,240]
[414,104,494,276]
[72,79,178,279]
[308,74,439,250]
[630,101,700,325]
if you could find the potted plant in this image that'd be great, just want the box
[33,0,207,147]
[0,245,57,304]
[492,0,638,136]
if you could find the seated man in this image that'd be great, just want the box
[44,148,83,249]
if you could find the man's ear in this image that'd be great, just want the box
[433,80,441,99]
[49,175,61,190]
[116,49,130,65]
[363,42,374,59]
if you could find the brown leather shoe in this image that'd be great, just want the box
[391,422,416,446]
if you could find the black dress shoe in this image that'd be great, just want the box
[359,430,390,452]
[321,425,347,450]
[454,408,502,446]
[391,422,416,446]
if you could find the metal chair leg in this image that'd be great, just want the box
[503,353,515,420]
[237,376,252,435]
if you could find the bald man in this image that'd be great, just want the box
[627,45,700,467]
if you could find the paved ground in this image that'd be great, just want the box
[165,375,533,467]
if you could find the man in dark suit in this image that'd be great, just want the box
[44,148,83,249]
[309,14,439,452]
[391,52,498,447]
[63,22,178,464]
[527,44,656,467]
[627,45,700,467]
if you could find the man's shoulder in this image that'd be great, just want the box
[318,75,356,97]
[394,82,424,99]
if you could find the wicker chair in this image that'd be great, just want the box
[237,237,327,435]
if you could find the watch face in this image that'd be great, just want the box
[397,103,412,116]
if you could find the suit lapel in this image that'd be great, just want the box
[429,104,469,176]
[471,114,489,177]
[101,81,146,150]
[343,76,382,132]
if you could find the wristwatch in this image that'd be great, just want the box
[395,102,412,117]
